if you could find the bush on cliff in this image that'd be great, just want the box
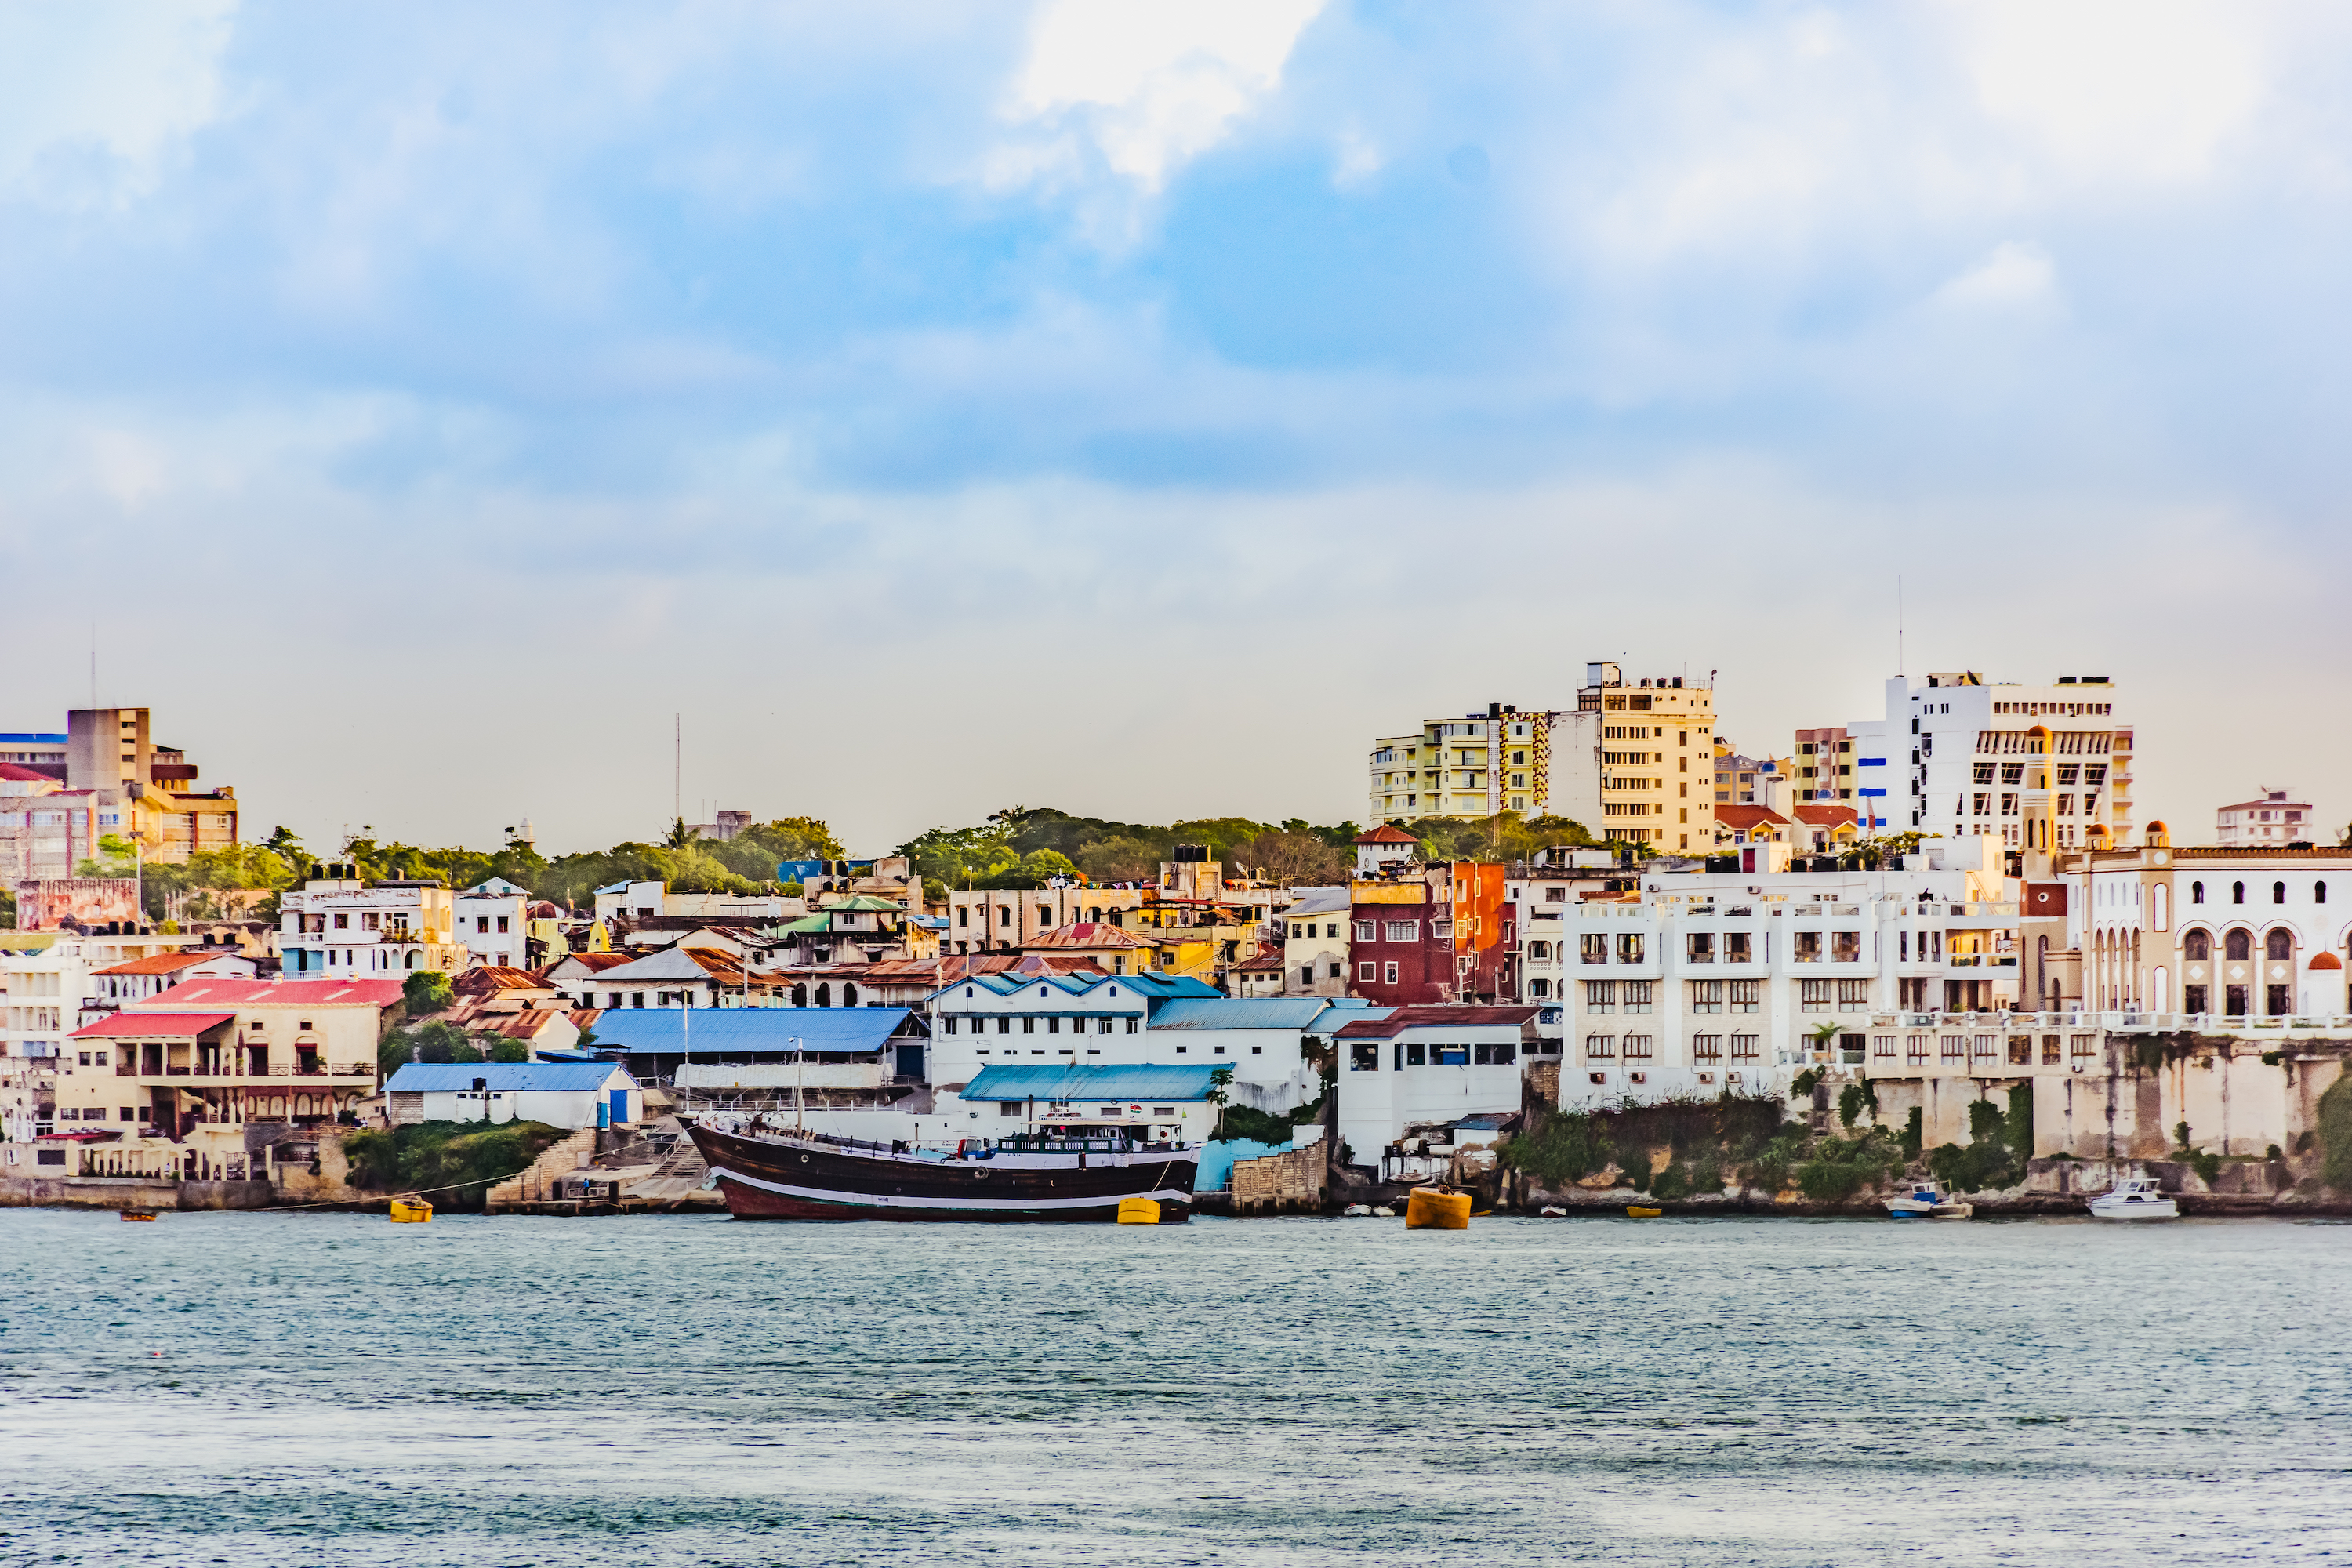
[343,1120,565,1213]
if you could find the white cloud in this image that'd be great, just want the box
[1955,0,2264,184]
[1000,0,1326,192]
[1931,240,2059,312]
[0,0,237,208]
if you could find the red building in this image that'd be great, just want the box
[1348,861,1514,1006]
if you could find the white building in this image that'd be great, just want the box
[1557,837,2019,1110]
[1334,1005,1539,1166]
[454,878,529,970]
[2216,788,2315,848]
[384,1061,642,1130]
[278,865,469,978]
[1279,887,1352,996]
[1824,671,2134,855]
[591,880,800,925]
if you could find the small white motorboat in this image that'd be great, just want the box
[2089,1175,2178,1220]
[1885,1184,1973,1219]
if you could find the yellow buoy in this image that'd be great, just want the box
[1626,1205,1662,1219]
[389,1199,434,1224]
[1116,1196,1161,1225]
[1404,1187,1472,1229]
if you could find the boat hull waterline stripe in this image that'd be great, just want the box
[712,1164,1192,1211]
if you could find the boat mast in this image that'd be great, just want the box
[793,1034,804,1134]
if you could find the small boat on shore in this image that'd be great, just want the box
[685,1119,1195,1222]
[389,1198,434,1223]
[1625,1205,1663,1219]
[2089,1176,2178,1220]
[1885,1185,1973,1219]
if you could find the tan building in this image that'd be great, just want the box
[2216,787,2315,848]
[1367,702,1561,822]
[1552,664,1719,853]
[64,708,239,864]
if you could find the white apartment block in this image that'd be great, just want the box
[1368,702,1559,823]
[1558,839,2020,1110]
[279,865,470,978]
[454,879,528,970]
[1552,664,1719,851]
[2216,788,2315,848]
[1830,672,2133,854]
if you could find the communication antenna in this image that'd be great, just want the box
[1897,575,1906,676]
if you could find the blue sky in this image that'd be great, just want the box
[4,0,2348,851]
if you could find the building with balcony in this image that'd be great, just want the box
[1556,837,2018,1109]
[1367,702,1563,823]
[1807,672,2135,854]
[1552,664,1719,852]
[2216,788,2314,848]
[278,864,468,978]
[0,710,241,866]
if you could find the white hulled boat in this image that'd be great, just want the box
[2089,1175,2179,1220]
[1885,1184,1973,1219]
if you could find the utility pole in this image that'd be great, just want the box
[674,713,681,829]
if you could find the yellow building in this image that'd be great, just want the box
[1553,665,1719,852]
[1367,702,1560,822]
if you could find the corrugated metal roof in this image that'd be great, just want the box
[1277,886,1352,916]
[586,1007,916,1055]
[71,1011,235,1039]
[959,1063,1219,1102]
[134,979,403,1008]
[1148,998,1341,1031]
[90,950,238,976]
[1334,1005,1541,1038]
[384,1062,630,1093]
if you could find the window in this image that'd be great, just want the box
[1585,979,1616,1012]
[1872,1035,1896,1059]
[1973,1034,1998,1060]
[1383,963,1399,985]
[1351,1041,1381,1071]
[1580,934,1609,964]
[942,1017,959,1035]
[1622,1034,1653,1061]
[1690,980,1722,1013]
[333,914,350,930]
[1837,979,1870,1011]
[1906,1034,1929,1062]
[1800,979,1831,1011]
[1584,1034,1614,1060]
[1728,980,1760,1013]
[1126,1019,1139,1034]
[2184,930,2210,960]
[496,916,510,934]
[1405,1041,1426,1066]
[1730,1033,1759,1062]
[999,908,1012,927]
[1726,931,1752,963]
[1794,930,1820,963]
[958,908,970,927]
[2191,881,2205,904]
[1473,1041,1516,1065]
[2319,883,2329,904]
[2224,930,2251,962]
[2232,881,2245,904]
[2274,881,2287,905]
[996,1017,1011,1034]
[1385,920,1418,942]
[1617,933,1645,964]
[1357,962,1376,982]
[2267,930,2293,960]
[1047,1016,1061,1034]
[1832,931,1860,964]
[1686,932,1714,963]
[1692,1033,1722,1062]
[477,917,490,933]
[1354,920,1377,942]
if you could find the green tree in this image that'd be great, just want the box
[404,971,453,1018]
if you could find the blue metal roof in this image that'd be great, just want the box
[384,1062,630,1093]
[587,1007,916,1055]
[959,1063,1220,1102]
[0,733,65,743]
[1149,998,1343,1031]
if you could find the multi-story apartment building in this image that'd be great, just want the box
[2,926,211,1139]
[278,864,469,978]
[1278,887,1352,996]
[1552,664,1719,852]
[454,878,529,970]
[1557,837,2019,1110]
[1348,861,1513,1005]
[2216,788,2315,848]
[1368,703,1559,823]
[1713,748,1787,810]
[1816,673,2134,855]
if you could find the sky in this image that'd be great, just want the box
[5,0,2350,856]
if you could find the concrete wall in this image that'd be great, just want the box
[1233,1144,1327,1213]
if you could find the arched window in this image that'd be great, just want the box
[2191,881,2205,904]
[2232,881,2245,904]
[843,982,859,1007]
[2318,882,2329,905]
[2274,881,2287,905]
[2152,884,2169,930]
[791,983,807,1007]
[2224,930,2252,962]
[2267,930,2293,960]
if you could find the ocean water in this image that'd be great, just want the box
[3,1208,2350,1566]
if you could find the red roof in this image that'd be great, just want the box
[72,1011,236,1039]
[1233,947,1285,971]
[1793,804,1860,828]
[91,949,241,977]
[1023,922,1151,949]
[1355,824,1419,845]
[456,966,552,993]
[1715,804,1791,833]
[0,762,56,782]
[1334,1005,1542,1038]
[129,978,403,1010]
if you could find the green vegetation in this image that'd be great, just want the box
[1901,1106,1924,1161]
[1795,1128,1907,1205]
[2320,1072,2352,1192]
[1838,1077,1880,1130]
[1498,1109,1617,1185]
[1214,1098,1323,1146]
[896,807,1364,890]
[376,1018,528,1078]
[341,1120,565,1212]
[1497,1095,1787,1194]
[403,970,453,1018]
[1925,1087,2034,1193]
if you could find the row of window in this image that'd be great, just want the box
[939,1015,1142,1035]
[2183,930,2299,961]
[1584,1034,1765,1062]
[1579,978,1899,1011]
[1346,1040,1526,1070]
[2192,881,2326,906]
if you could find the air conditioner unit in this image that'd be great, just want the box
[1697,1072,1714,1085]
[1588,1072,1606,1085]
[1628,1071,1647,1084]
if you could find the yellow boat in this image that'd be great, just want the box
[389,1198,434,1224]
[1404,1187,1472,1229]
[1116,1196,1161,1225]
[119,1210,158,1223]
[1626,1206,1663,1219]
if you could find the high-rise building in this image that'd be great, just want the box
[0,709,241,865]
[1367,703,1559,823]
[1552,664,1719,853]
[1827,673,2134,853]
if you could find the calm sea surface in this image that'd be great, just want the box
[3,1208,2350,1566]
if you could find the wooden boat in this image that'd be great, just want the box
[389,1198,434,1223]
[1625,1205,1663,1219]
[118,1210,158,1223]
[685,1120,1195,1222]
[1404,1186,1471,1229]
